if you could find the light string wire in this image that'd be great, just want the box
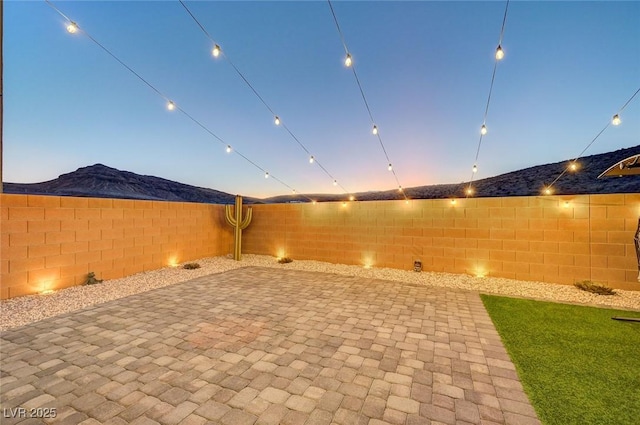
[44,0,313,201]
[546,86,640,191]
[466,0,510,196]
[327,0,407,200]
[178,0,353,197]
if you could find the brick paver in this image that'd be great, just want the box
[0,267,541,424]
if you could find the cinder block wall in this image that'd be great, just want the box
[243,194,640,290]
[1,194,232,299]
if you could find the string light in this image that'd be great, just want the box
[451,199,457,205]
[388,164,393,171]
[265,172,270,179]
[495,45,504,60]
[569,162,578,171]
[472,164,478,173]
[480,124,488,135]
[612,114,621,126]
[328,0,407,200]
[66,21,78,33]
[333,180,338,186]
[309,155,315,164]
[349,195,355,201]
[274,116,281,126]
[398,186,403,192]
[226,145,232,153]
[45,0,319,203]
[546,87,639,193]
[466,187,474,196]
[344,53,353,67]
[212,44,221,57]
[543,187,552,195]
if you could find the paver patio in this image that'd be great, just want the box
[0,267,541,425]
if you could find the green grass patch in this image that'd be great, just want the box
[481,295,640,425]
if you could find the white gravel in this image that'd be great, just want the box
[2,254,639,331]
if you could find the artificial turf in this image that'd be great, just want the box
[481,295,640,425]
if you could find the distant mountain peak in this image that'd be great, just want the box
[3,146,639,203]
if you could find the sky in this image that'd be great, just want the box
[3,0,640,198]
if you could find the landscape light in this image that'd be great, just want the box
[472,164,478,173]
[66,22,78,33]
[212,44,221,57]
[167,101,176,111]
[480,124,487,135]
[309,156,315,164]
[274,116,281,126]
[372,125,378,135]
[495,45,504,60]
[345,53,353,67]
[388,163,393,171]
[612,114,621,126]
[226,145,232,153]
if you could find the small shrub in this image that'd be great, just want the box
[84,272,103,285]
[183,262,201,270]
[278,257,293,264]
[574,280,616,296]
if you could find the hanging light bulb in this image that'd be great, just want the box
[349,195,355,201]
[333,180,338,186]
[372,125,378,135]
[345,53,353,67]
[544,187,552,195]
[292,189,296,194]
[472,164,478,173]
[612,114,621,126]
[466,187,474,196]
[451,199,457,205]
[265,172,270,179]
[66,21,78,34]
[480,124,487,135]
[388,164,393,171]
[167,101,176,111]
[495,44,504,60]
[309,155,315,164]
[569,162,578,171]
[274,116,280,126]
[398,186,403,192]
[226,145,232,153]
[212,44,221,57]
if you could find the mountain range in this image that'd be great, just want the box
[3,146,639,203]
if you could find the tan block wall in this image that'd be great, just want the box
[243,194,640,291]
[1,194,233,299]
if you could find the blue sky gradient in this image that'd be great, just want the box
[4,1,639,198]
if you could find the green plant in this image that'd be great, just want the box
[482,295,640,425]
[278,257,293,264]
[182,262,201,270]
[84,272,103,285]
[574,280,617,296]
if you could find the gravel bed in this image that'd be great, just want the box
[2,254,639,330]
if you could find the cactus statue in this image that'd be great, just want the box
[225,195,253,261]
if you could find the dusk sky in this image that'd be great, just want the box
[4,1,639,198]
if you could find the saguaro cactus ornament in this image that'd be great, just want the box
[225,195,252,261]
